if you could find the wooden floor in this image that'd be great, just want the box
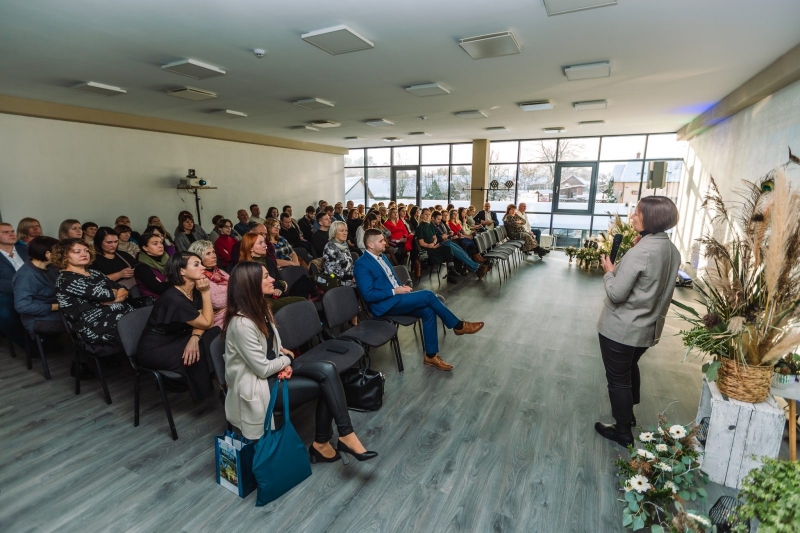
[0,252,792,532]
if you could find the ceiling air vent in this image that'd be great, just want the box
[310,120,341,128]
[405,83,450,97]
[71,82,127,96]
[365,118,394,127]
[459,32,520,60]
[293,98,335,109]
[166,86,217,101]
[455,110,488,119]
[161,59,226,79]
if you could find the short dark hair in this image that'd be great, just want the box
[324,205,334,214]
[250,204,258,210]
[363,228,383,247]
[638,197,679,233]
[216,218,232,229]
[144,225,164,236]
[315,211,328,222]
[27,236,59,261]
[139,233,161,249]
[306,206,315,214]
[431,210,442,219]
[93,227,118,251]
[165,252,202,286]
[114,224,132,235]
[279,212,292,221]
[211,215,224,226]
[81,222,98,232]
[282,205,291,212]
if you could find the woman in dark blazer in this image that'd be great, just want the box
[594,197,682,446]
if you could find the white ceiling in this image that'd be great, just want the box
[1,0,799,149]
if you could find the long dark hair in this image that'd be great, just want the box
[361,212,379,230]
[165,252,202,286]
[93,226,117,253]
[223,261,273,339]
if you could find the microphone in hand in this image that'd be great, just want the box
[609,233,623,264]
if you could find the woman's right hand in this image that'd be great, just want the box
[120,267,135,279]
[276,366,293,380]
[195,278,210,292]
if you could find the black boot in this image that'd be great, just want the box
[594,422,634,447]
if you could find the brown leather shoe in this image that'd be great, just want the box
[472,253,485,263]
[476,263,490,280]
[413,260,422,278]
[454,321,484,335]
[423,355,453,371]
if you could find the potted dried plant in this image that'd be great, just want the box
[597,213,639,262]
[673,155,800,403]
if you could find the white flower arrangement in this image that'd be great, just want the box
[686,512,712,528]
[664,480,678,494]
[655,443,668,453]
[638,432,655,442]
[628,474,651,493]
[668,424,687,439]
[655,462,672,472]
[636,449,656,460]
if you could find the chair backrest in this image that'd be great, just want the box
[322,286,360,329]
[486,230,497,247]
[350,251,360,262]
[498,225,508,241]
[494,227,505,243]
[393,265,412,287]
[274,300,321,349]
[128,284,141,299]
[280,265,308,289]
[209,335,226,387]
[117,306,153,356]
[295,247,311,264]
[474,233,488,255]
[309,262,320,280]
[354,287,375,318]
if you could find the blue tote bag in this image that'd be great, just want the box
[252,379,312,506]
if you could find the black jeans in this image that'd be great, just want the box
[598,334,649,427]
[270,360,353,444]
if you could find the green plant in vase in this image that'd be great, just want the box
[564,246,578,263]
[732,457,800,532]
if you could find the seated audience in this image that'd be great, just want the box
[58,219,83,240]
[249,204,265,225]
[332,202,346,222]
[357,204,365,218]
[208,215,224,243]
[0,222,28,349]
[266,206,280,220]
[384,207,412,256]
[517,203,547,255]
[54,238,133,350]
[354,229,484,371]
[266,218,301,267]
[504,204,547,258]
[416,209,459,283]
[408,206,420,232]
[279,212,312,257]
[356,213,380,254]
[92,227,137,289]
[431,211,486,279]
[115,216,140,242]
[345,208,362,253]
[188,241,229,328]
[115,224,140,257]
[136,252,221,403]
[298,206,316,245]
[234,210,252,238]
[82,222,98,247]
[13,236,63,338]
[16,217,42,245]
[144,225,176,257]
[223,261,376,462]
[146,216,176,251]
[323,221,355,286]
[239,231,308,309]
[447,209,482,262]
[312,212,331,258]
[378,205,388,222]
[134,233,170,298]
[474,202,499,229]
[316,199,328,214]
[465,205,482,233]
[213,219,237,270]
[174,212,207,252]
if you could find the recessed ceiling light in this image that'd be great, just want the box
[310,120,341,128]
[291,125,319,131]
[579,120,606,126]
[161,59,226,79]
[70,82,127,97]
[344,136,365,140]
[564,61,610,81]
[518,100,553,111]
[485,126,509,131]
[215,109,247,118]
[573,100,608,110]
[301,25,374,55]
[383,137,403,143]
[405,83,450,97]
[166,86,217,101]
[364,118,394,127]
[292,98,335,109]
[455,110,488,119]
[459,31,521,60]
[543,0,617,17]
[408,132,431,136]
[542,127,567,133]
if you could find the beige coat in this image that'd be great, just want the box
[597,233,681,347]
[224,315,292,440]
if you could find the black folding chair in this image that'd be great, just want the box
[475,233,510,284]
[322,286,402,372]
[60,313,117,404]
[280,265,309,290]
[23,323,66,380]
[393,264,447,338]
[412,237,443,286]
[117,307,186,440]
[295,247,311,265]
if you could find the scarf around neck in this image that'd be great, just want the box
[137,251,168,273]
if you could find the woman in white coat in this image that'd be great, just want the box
[222,261,377,464]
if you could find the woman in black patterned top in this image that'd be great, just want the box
[53,238,133,348]
[265,218,301,267]
[323,221,355,286]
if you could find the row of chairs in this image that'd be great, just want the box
[473,226,527,286]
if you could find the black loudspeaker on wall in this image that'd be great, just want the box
[647,161,667,189]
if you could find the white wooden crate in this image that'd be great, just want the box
[695,378,785,489]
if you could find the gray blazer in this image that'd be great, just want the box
[596,233,681,347]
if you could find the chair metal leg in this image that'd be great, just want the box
[94,357,112,405]
[392,335,404,373]
[134,372,141,427]
[154,374,179,440]
[24,335,33,370]
[74,347,81,396]
[35,334,51,380]
[7,336,17,358]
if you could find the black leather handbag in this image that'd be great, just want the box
[341,367,385,411]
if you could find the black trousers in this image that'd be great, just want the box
[269,360,353,444]
[598,333,649,427]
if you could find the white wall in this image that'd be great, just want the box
[673,79,800,264]
[0,113,344,235]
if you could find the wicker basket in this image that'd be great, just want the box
[716,358,773,403]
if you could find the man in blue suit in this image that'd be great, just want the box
[0,222,29,349]
[354,229,484,371]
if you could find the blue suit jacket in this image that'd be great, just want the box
[0,243,28,295]
[353,252,401,316]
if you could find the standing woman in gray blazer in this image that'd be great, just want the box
[594,197,681,446]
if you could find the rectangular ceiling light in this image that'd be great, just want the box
[161,59,226,79]
[408,131,431,136]
[166,86,217,101]
[518,100,553,111]
[344,136,365,140]
[564,61,610,81]
[542,127,566,133]
[364,118,394,127]
[71,82,127,96]
[455,110,488,119]
[383,137,403,143]
[405,83,450,97]
[301,25,374,55]
[579,120,606,126]
[543,0,617,16]
[459,31,521,60]
[573,99,608,110]
[291,125,319,131]
[485,126,509,131]
[292,98,335,109]
[215,109,247,118]
[311,120,341,128]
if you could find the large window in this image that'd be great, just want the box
[344,134,686,243]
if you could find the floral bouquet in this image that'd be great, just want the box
[597,213,639,262]
[616,415,710,532]
[564,245,578,263]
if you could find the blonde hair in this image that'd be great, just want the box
[17,217,40,241]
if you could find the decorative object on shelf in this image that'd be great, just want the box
[730,457,800,532]
[673,153,800,404]
[490,179,499,189]
[615,413,710,532]
[564,246,578,263]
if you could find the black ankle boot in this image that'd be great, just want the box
[594,422,634,447]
